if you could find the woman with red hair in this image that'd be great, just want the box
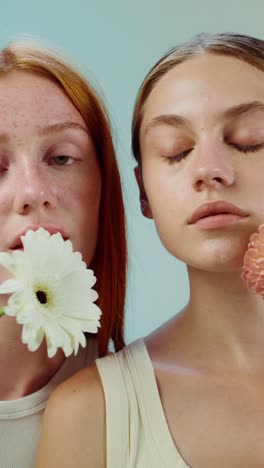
[0,41,126,468]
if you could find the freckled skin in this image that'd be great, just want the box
[140,54,264,272]
[0,70,101,283]
[0,70,102,402]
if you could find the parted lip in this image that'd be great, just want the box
[188,201,248,224]
[9,225,68,249]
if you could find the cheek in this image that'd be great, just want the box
[142,164,194,259]
[62,168,101,215]
[144,166,186,221]
[0,195,11,213]
[75,182,101,212]
[69,172,101,257]
[144,177,184,247]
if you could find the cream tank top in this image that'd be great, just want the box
[96,339,190,468]
[0,337,98,468]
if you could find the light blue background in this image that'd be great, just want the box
[1,0,264,343]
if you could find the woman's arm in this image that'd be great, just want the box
[36,365,106,468]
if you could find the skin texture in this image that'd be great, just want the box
[0,70,101,267]
[37,365,106,468]
[0,70,101,400]
[140,53,264,467]
[139,53,264,272]
[38,53,264,468]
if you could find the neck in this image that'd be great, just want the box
[173,267,264,374]
[0,316,65,400]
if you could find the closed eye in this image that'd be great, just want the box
[230,143,264,153]
[162,148,193,164]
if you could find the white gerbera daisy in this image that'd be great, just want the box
[0,228,102,358]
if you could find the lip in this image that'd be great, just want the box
[9,225,69,250]
[188,201,248,228]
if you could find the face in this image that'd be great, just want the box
[138,53,264,272]
[0,70,101,271]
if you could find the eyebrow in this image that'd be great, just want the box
[222,101,264,120]
[39,121,89,136]
[144,100,264,135]
[0,121,89,144]
[144,114,190,135]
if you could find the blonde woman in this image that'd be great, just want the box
[38,32,264,467]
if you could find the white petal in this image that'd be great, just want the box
[21,323,45,353]
[0,252,16,273]
[0,278,21,294]
[4,228,102,358]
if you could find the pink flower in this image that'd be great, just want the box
[242,224,264,298]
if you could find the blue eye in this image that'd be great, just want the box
[51,155,73,165]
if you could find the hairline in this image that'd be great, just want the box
[132,35,264,165]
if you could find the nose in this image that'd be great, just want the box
[192,140,235,192]
[13,162,58,214]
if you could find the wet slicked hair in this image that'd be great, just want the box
[132,32,264,164]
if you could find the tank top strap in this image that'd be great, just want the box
[96,339,189,468]
[124,339,191,468]
[96,342,142,467]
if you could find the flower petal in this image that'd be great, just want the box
[1,228,102,357]
[0,252,16,273]
[0,278,22,294]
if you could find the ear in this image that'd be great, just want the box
[134,166,153,219]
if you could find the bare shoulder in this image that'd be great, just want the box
[50,362,104,409]
[36,364,106,468]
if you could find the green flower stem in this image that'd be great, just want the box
[0,307,5,317]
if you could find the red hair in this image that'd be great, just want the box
[0,42,127,356]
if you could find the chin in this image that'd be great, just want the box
[188,249,246,273]
[175,239,247,273]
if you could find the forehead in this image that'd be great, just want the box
[0,70,86,127]
[141,53,264,128]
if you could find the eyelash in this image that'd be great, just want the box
[162,142,264,165]
[162,149,192,165]
[48,155,75,166]
[230,143,264,153]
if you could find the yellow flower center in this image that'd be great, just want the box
[34,284,53,307]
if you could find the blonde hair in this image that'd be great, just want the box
[0,41,127,356]
[132,32,264,163]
